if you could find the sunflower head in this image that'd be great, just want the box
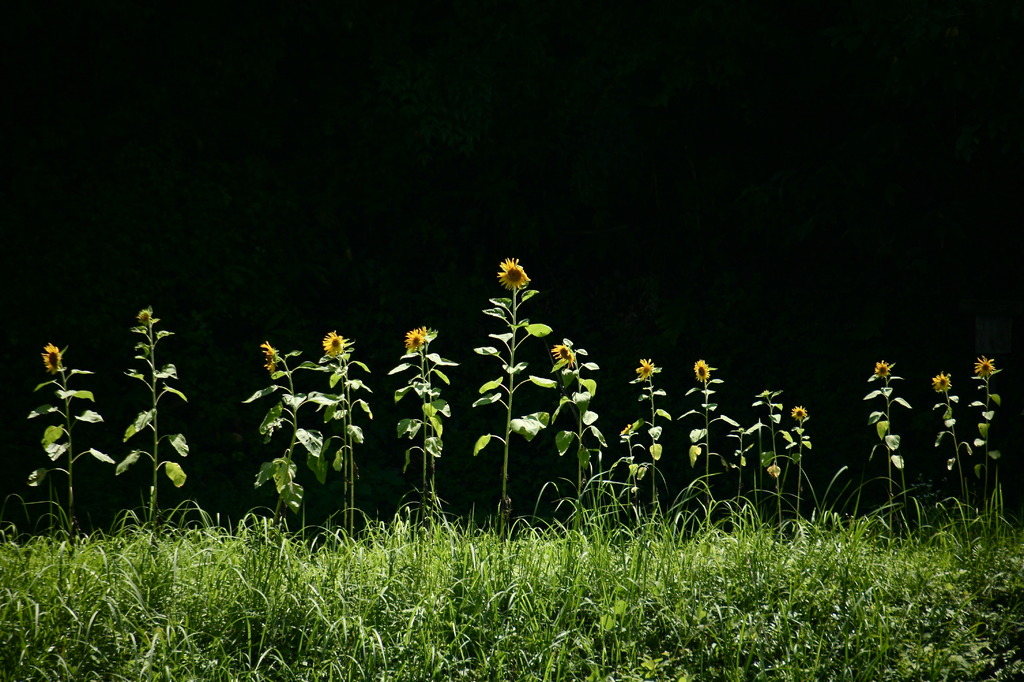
[41,343,62,375]
[136,307,157,326]
[874,361,891,379]
[496,258,530,291]
[974,356,996,378]
[404,327,429,352]
[322,331,347,357]
[931,372,952,393]
[767,464,781,479]
[551,344,576,368]
[791,405,808,422]
[694,359,713,383]
[636,359,655,381]
[261,341,278,374]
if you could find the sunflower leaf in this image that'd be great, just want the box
[164,461,187,487]
[524,323,553,338]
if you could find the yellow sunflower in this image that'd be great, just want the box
[496,258,530,290]
[261,341,278,373]
[137,307,154,325]
[791,405,808,422]
[404,327,428,352]
[931,372,951,393]
[694,359,713,383]
[550,344,576,368]
[322,331,346,357]
[767,464,781,479]
[620,423,633,436]
[874,361,891,378]
[41,343,62,375]
[636,359,655,381]
[974,356,995,378]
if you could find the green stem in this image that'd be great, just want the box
[148,324,160,526]
[500,289,520,538]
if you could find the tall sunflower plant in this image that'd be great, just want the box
[632,358,669,510]
[549,339,606,499]
[472,258,556,534]
[390,327,457,519]
[678,359,739,505]
[865,361,911,508]
[968,356,1001,507]
[27,344,114,534]
[117,308,189,526]
[931,370,972,503]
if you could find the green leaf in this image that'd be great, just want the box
[555,430,575,456]
[472,392,503,407]
[482,307,508,320]
[259,402,283,436]
[520,289,539,302]
[164,461,187,487]
[433,369,451,385]
[978,422,990,438]
[76,410,104,424]
[163,386,188,402]
[982,411,995,422]
[760,451,775,466]
[296,429,324,458]
[394,385,413,404]
[155,364,178,380]
[124,410,154,442]
[990,393,1001,407]
[27,468,47,486]
[280,481,303,514]
[242,386,280,403]
[473,434,493,456]
[582,410,599,426]
[33,380,56,393]
[27,404,57,419]
[489,332,514,343]
[867,411,883,425]
[425,436,443,459]
[689,445,700,467]
[893,397,912,410]
[42,425,64,448]
[167,433,189,458]
[688,428,706,444]
[397,418,421,439]
[579,378,597,396]
[780,430,794,443]
[888,454,904,470]
[875,420,889,439]
[88,448,115,464]
[510,414,547,441]
[655,408,672,421]
[306,447,327,485]
[577,447,592,468]
[479,378,504,394]
[863,390,882,401]
[346,424,365,444]
[989,450,1001,461]
[524,323,553,338]
[116,450,143,475]
[650,443,663,462]
[45,442,68,461]
[355,399,373,419]
[884,434,901,451]
[473,346,501,356]
[72,390,95,402]
[719,415,740,427]
[649,425,663,440]
[388,362,414,376]
[528,375,557,388]
[974,463,984,480]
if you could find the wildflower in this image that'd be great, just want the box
[404,327,428,352]
[137,307,155,325]
[874,361,891,379]
[636,359,655,381]
[261,341,277,373]
[974,356,995,378]
[931,372,951,393]
[323,331,346,357]
[41,343,62,375]
[694,359,713,383]
[767,464,781,479]
[791,405,808,422]
[496,258,530,290]
[551,344,576,368]
[620,423,633,436]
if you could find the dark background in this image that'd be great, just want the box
[4,0,1023,529]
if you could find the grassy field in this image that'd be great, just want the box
[1,502,1022,681]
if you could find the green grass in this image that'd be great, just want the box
[1,504,1022,681]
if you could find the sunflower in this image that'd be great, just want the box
[974,356,995,378]
[550,344,576,368]
[791,405,808,422]
[931,372,952,393]
[874,361,891,378]
[322,331,346,357]
[41,343,62,375]
[636,359,655,381]
[137,307,154,325]
[767,464,781,479]
[496,258,530,290]
[694,359,713,383]
[620,423,633,436]
[404,327,428,352]
[261,341,278,373]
